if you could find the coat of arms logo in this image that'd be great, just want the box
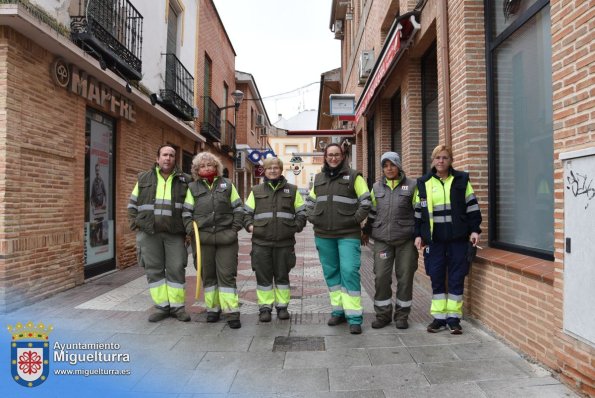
[7,321,53,387]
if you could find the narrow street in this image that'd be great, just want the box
[0,225,576,397]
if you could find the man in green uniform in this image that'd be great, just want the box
[128,144,192,322]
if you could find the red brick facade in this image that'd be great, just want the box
[329,0,593,394]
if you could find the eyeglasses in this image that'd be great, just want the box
[326,153,343,158]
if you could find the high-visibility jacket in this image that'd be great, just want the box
[414,168,482,243]
[183,177,244,244]
[306,164,371,238]
[365,172,417,242]
[127,166,191,235]
[244,178,306,247]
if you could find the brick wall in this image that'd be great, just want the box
[0,27,196,312]
[551,0,595,395]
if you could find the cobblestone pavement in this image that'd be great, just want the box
[0,225,578,397]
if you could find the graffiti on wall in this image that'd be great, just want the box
[566,169,595,209]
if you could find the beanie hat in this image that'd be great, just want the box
[380,152,402,169]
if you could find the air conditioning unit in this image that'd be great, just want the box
[256,113,265,126]
[334,19,344,39]
[358,50,374,84]
[235,151,246,169]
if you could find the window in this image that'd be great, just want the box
[285,145,298,155]
[391,90,402,157]
[487,1,553,258]
[421,42,438,174]
[366,116,375,188]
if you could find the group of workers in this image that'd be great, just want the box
[128,143,482,334]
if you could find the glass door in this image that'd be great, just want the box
[84,108,116,278]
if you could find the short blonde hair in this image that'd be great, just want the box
[263,157,283,169]
[431,145,453,162]
[191,152,223,180]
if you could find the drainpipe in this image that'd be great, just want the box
[438,0,452,147]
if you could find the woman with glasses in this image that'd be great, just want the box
[414,145,482,334]
[183,152,244,329]
[306,143,371,334]
[244,157,306,322]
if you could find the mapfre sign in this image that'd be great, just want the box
[51,58,136,122]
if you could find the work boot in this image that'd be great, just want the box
[395,318,409,329]
[259,308,272,322]
[426,318,447,333]
[206,311,221,323]
[349,324,362,334]
[394,306,411,329]
[227,319,242,329]
[277,307,290,320]
[327,315,347,326]
[448,320,463,335]
[148,308,170,323]
[171,308,191,322]
[371,318,391,329]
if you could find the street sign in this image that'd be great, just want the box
[255,165,265,177]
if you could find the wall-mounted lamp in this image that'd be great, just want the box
[150,93,163,106]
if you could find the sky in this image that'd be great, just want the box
[212,0,340,123]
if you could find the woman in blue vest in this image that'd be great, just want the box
[306,143,371,334]
[414,145,482,334]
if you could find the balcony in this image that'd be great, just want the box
[200,96,222,141]
[221,120,235,153]
[159,53,194,121]
[71,0,143,81]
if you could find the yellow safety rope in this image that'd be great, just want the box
[192,221,202,299]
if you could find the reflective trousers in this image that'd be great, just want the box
[198,241,240,321]
[251,244,296,310]
[315,237,363,325]
[136,231,187,311]
[372,238,418,322]
[423,239,469,320]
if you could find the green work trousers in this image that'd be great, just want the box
[372,238,418,322]
[136,231,187,311]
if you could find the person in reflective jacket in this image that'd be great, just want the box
[128,144,192,323]
[414,145,482,335]
[183,152,244,329]
[244,157,306,322]
[306,143,371,334]
[362,152,418,329]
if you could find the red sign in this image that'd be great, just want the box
[254,166,265,177]
[355,26,402,123]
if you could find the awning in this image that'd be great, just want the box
[286,129,355,137]
[355,13,420,124]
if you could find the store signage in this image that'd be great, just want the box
[329,94,355,116]
[51,58,136,122]
[355,26,402,123]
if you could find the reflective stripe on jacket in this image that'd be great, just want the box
[244,179,306,246]
[369,173,417,242]
[127,166,190,234]
[306,164,371,238]
[414,168,482,244]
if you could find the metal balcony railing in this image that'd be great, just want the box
[159,53,194,121]
[200,96,222,141]
[221,120,235,152]
[71,0,143,81]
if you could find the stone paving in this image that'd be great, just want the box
[0,225,578,397]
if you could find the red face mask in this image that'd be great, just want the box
[199,169,217,183]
